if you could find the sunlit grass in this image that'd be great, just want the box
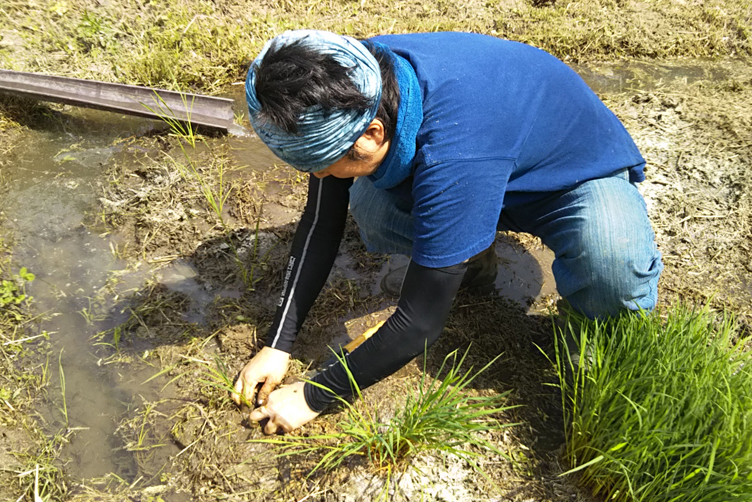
[555,306,752,501]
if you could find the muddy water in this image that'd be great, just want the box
[575,59,737,94]
[0,111,162,478]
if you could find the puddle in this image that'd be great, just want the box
[0,102,292,481]
[1,112,150,479]
[575,59,738,94]
[493,237,556,308]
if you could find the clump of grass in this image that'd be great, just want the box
[0,266,35,319]
[14,431,71,502]
[555,305,752,501]
[256,348,515,483]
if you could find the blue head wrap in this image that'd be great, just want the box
[245,30,382,172]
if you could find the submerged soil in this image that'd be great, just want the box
[1,2,751,501]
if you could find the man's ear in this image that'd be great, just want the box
[356,119,387,152]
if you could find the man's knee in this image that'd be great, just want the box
[560,239,663,318]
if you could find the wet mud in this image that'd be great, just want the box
[1,57,751,501]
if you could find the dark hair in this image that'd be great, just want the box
[253,39,400,143]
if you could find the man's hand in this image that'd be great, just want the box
[249,381,320,434]
[232,347,290,407]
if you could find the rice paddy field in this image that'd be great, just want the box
[1,1,751,501]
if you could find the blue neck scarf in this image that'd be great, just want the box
[367,43,423,190]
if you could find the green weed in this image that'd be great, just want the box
[0,266,35,315]
[554,305,752,501]
[255,348,514,484]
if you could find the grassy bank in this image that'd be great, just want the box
[0,0,749,95]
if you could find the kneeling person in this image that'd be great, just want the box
[231,30,664,434]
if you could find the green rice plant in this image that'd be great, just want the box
[554,305,752,501]
[144,92,272,290]
[142,91,199,149]
[199,354,251,408]
[125,401,166,452]
[254,348,515,484]
[92,325,123,353]
[142,91,227,219]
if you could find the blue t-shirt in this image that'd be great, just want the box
[370,32,645,268]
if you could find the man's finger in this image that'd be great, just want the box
[241,379,259,407]
[249,405,269,422]
[231,377,244,406]
[264,418,279,435]
[256,380,276,406]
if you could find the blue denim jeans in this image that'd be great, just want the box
[349,169,663,318]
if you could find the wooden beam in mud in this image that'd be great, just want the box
[0,69,239,133]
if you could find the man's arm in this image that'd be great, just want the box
[249,259,467,433]
[305,259,467,411]
[232,174,351,407]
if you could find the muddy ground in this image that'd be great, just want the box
[1,3,752,502]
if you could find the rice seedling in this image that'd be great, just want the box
[125,401,166,452]
[554,305,752,501]
[199,354,251,408]
[254,348,515,485]
[92,325,123,354]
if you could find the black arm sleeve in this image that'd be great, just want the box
[265,175,352,353]
[304,259,468,412]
